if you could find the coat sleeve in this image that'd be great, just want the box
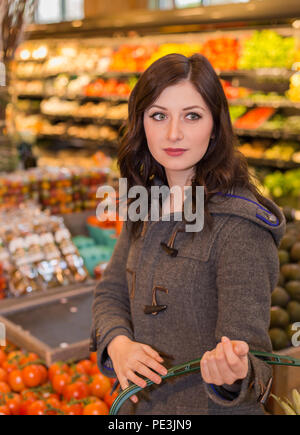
[203,216,280,408]
[90,220,134,377]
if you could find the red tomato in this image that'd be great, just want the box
[5,393,21,416]
[83,400,109,415]
[0,367,8,383]
[90,364,100,376]
[2,359,19,374]
[19,352,39,366]
[44,397,61,415]
[0,349,7,366]
[89,374,111,399]
[0,381,11,394]
[0,404,10,415]
[52,373,71,395]
[37,365,48,384]
[75,360,92,375]
[8,370,25,392]
[48,362,69,382]
[22,365,43,388]
[27,400,47,416]
[62,381,90,402]
[19,391,38,416]
[61,402,83,416]
[90,352,97,364]
[104,389,119,408]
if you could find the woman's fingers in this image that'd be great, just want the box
[135,361,165,385]
[139,354,168,378]
[214,342,237,385]
[205,351,224,386]
[119,375,139,403]
[141,344,164,363]
[200,338,249,386]
[222,337,249,378]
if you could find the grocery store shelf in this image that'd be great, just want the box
[229,99,300,110]
[0,280,95,316]
[14,71,141,81]
[41,113,125,127]
[14,68,295,82]
[16,93,129,103]
[245,157,300,170]
[37,134,119,150]
[235,128,300,141]
[219,69,294,81]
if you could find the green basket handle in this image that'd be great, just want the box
[109,350,300,415]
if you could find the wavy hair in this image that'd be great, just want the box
[118,53,263,239]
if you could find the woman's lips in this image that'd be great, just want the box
[164,148,187,157]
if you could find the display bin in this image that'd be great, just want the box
[0,283,95,366]
[266,346,300,415]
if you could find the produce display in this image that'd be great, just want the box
[287,71,300,103]
[0,263,7,300]
[201,37,240,71]
[0,204,88,298]
[238,30,297,70]
[270,220,300,350]
[238,140,300,163]
[234,107,276,130]
[272,389,300,415]
[7,29,300,173]
[0,343,117,415]
[263,169,300,208]
[0,166,109,214]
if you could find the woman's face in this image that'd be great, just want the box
[143,80,214,180]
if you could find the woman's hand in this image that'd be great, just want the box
[200,336,249,386]
[107,335,168,403]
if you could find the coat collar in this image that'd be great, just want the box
[149,176,286,247]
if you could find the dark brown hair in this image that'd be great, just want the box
[118,53,264,238]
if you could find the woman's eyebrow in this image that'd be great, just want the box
[148,105,206,111]
[183,105,206,111]
[148,105,167,110]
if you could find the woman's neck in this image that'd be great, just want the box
[162,168,194,215]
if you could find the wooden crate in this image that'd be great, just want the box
[0,282,95,366]
[266,346,300,415]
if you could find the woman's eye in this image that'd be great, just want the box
[186,112,201,120]
[150,112,166,121]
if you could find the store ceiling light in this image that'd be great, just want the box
[20,49,30,61]
[292,20,300,29]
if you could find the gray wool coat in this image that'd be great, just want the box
[90,182,286,415]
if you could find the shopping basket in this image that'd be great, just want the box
[109,350,300,415]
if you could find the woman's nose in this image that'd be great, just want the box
[167,119,184,142]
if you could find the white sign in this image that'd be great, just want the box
[0,322,5,347]
[0,62,6,87]
[292,322,300,347]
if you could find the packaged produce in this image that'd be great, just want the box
[0,262,7,300]
[0,204,89,298]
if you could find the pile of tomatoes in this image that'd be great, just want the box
[0,343,119,415]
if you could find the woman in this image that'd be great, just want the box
[91,53,286,415]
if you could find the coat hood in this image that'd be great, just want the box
[150,177,286,248]
[207,185,286,247]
